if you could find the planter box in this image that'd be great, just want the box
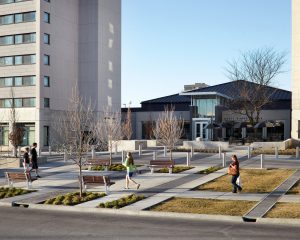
[183,141,230,150]
[112,140,147,152]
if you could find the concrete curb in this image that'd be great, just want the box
[257,217,300,226]
[0,201,12,207]
[28,203,243,223]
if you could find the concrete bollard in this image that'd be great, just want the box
[247,146,251,159]
[222,153,226,167]
[191,146,194,158]
[48,146,51,156]
[139,144,142,156]
[18,146,21,157]
[91,146,95,159]
[153,151,156,160]
[296,147,299,159]
[186,152,190,166]
[163,146,167,157]
[218,146,221,159]
[38,148,41,157]
[64,150,68,162]
[260,154,264,169]
[275,146,278,159]
[121,150,125,163]
[114,145,118,155]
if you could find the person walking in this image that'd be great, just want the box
[23,147,30,172]
[30,142,41,178]
[228,154,242,193]
[123,152,140,190]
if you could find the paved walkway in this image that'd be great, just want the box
[1,147,300,221]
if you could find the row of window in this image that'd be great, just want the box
[0,54,36,66]
[0,98,50,108]
[0,11,35,25]
[0,98,36,108]
[0,0,31,5]
[0,76,35,87]
[0,32,36,46]
[0,76,50,87]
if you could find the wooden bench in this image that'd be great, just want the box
[81,175,115,195]
[85,158,110,171]
[5,171,37,189]
[148,160,174,174]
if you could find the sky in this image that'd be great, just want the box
[121,0,291,107]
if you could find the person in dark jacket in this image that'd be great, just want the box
[30,142,41,178]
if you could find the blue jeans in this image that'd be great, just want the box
[231,174,241,192]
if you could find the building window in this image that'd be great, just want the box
[0,15,14,25]
[43,12,50,23]
[43,76,50,87]
[0,54,36,66]
[0,77,13,87]
[0,99,12,108]
[43,126,49,146]
[14,98,22,107]
[22,98,36,107]
[0,35,14,45]
[44,0,50,2]
[44,98,50,108]
[43,33,50,44]
[0,124,9,146]
[0,0,14,4]
[21,124,35,146]
[44,54,50,65]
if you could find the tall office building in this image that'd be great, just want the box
[0,0,121,149]
[292,0,300,139]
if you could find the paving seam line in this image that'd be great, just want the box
[243,169,300,220]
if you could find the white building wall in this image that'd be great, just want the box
[292,0,300,139]
[0,0,121,150]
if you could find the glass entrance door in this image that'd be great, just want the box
[196,122,208,140]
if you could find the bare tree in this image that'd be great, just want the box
[95,107,122,165]
[122,104,133,140]
[225,47,286,125]
[8,88,24,157]
[153,106,184,161]
[55,86,96,197]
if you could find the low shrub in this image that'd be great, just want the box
[156,166,193,173]
[98,194,145,209]
[92,164,143,171]
[0,187,33,199]
[44,192,106,206]
[174,147,220,153]
[198,166,222,174]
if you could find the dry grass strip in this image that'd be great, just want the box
[151,198,256,216]
[288,180,300,195]
[265,203,300,218]
[195,169,295,193]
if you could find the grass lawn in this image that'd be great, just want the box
[151,198,256,216]
[195,169,295,193]
[0,187,34,199]
[156,166,193,173]
[265,203,300,218]
[252,149,295,156]
[91,164,143,171]
[287,180,300,194]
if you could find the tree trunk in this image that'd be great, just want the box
[13,146,17,158]
[170,149,173,161]
[79,159,83,198]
